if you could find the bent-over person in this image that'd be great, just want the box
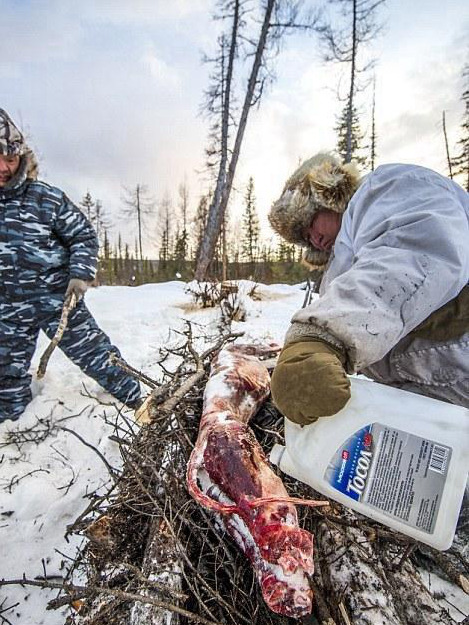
[268,153,469,424]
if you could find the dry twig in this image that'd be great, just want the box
[29,325,465,625]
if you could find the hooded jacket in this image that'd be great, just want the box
[283,163,469,402]
[0,109,98,301]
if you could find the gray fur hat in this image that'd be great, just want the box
[268,153,361,268]
[0,108,38,180]
[0,108,26,156]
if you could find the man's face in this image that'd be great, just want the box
[305,210,342,252]
[0,154,21,187]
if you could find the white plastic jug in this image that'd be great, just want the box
[270,377,469,550]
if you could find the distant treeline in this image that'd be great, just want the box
[96,258,311,286]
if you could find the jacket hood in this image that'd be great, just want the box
[268,153,361,268]
[0,108,38,185]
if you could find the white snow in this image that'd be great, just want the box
[0,280,467,624]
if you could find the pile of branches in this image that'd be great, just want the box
[6,328,467,625]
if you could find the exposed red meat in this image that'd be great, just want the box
[187,343,326,618]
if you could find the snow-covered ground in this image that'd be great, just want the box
[0,281,299,624]
[0,281,467,624]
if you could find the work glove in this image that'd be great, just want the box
[270,340,351,426]
[65,278,90,301]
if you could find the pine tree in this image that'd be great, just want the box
[79,193,110,253]
[276,240,296,262]
[94,200,111,247]
[261,244,274,264]
[335,101,366,166]
[241,177,260,265]
[116,233,123,274]
[102,229,115,284]
[158,195,172,269]
[103,229,111,261]
[319,0,385,164]
[452,65,469,191]
[80,191,95,224]
[174,181,190,266]
[174,228,189,267]
[112,246,120,284]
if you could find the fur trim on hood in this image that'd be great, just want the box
[268,153,361,268]
[0,108,38,181]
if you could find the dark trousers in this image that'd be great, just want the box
[0,295,140,422]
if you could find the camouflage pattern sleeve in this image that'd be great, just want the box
[53,194,99,281]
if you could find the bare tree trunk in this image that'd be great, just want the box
[345,0,358,163]
[195,0,275,280]
[196,1,240,280]
[443,110,454,179]
[370,76,377,170]
[222,218,228,282]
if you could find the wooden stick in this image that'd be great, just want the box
[37,292,77,379]
[419,545,469,594]
[135,329,243,424]
[0,577,225,625]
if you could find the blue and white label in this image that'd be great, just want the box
[326,424,374,502]
[324,423,451,533]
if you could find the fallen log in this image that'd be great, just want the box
[317,509,458,625]
[385,547,456,625]
[317,517,403,625]
[128,516,182,625]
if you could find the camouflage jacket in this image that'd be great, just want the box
[0,162,98,301]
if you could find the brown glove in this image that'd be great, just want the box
[270,340,351,425]
[65,278,90,301]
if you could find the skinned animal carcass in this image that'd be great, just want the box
[187,343,326,618]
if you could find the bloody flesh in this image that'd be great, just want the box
[186,344,317,618]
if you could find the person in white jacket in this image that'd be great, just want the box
[268,153,469,424]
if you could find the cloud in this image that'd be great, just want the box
[0,0,211,71]
[2,0,467,253]
[141,47,180,87]
[375,34,465,172]
[78,0,211,24]
[0,2,84,66]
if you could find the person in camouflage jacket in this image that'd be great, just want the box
[0,108,141,422]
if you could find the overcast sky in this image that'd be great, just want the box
[2,0,468,254]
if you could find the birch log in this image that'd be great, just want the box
[317,520,403,625]
[317,515,458,625]
[128,516,182,625]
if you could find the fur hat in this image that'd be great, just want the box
[268,153,361,268]
[0,108,26,156]
[0,108,38,181]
